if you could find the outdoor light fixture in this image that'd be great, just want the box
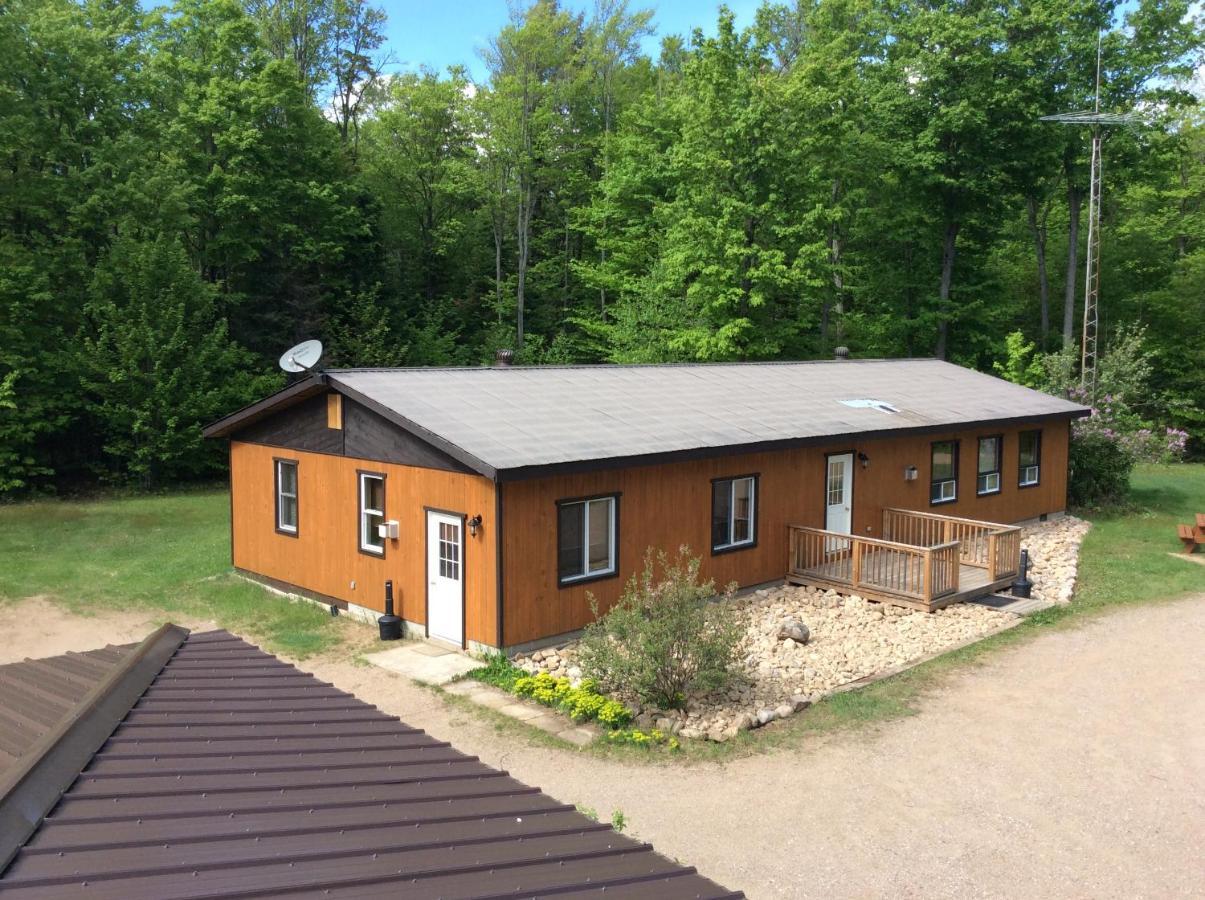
[468,514,482,537]
[904,465,918,481]
[857,452,870,469]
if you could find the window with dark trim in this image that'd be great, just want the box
[557,495,617,585]
[712,475,757,553]
[358,472,385,555]
[1019,430,1041,487]
[275,459,298,535]
[977,436,1002,496]
[930,440,958,504]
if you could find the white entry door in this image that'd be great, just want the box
[825,453,854,536]
[426,511,463,646]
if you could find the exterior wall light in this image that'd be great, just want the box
[857,452,870,469]
[468,514,482,537]
[904,465,919,481]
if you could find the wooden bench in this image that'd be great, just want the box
[1178,514,1205,553]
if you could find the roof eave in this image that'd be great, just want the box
[202,374,329,439]
[495,408,1089,482]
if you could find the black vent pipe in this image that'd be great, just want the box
[378,580,402,640]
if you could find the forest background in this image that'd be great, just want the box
[1,0,1201,490]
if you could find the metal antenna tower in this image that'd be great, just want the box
[1041,33,1140,399]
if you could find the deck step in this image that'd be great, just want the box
[968,593,1055,616]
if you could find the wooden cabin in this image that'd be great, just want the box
[204,358,1089,652]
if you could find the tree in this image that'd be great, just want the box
[81,235,276,485]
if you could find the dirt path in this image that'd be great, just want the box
[2,596,1201,898]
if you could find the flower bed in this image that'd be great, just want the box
[465,655,681,749]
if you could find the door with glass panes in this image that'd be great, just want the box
[426,510,464,646]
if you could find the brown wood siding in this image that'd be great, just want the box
[230,441,497,645]
[500,419,1071,646]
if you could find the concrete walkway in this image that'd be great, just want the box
[362,640,480,684]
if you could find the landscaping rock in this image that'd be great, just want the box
[507,518,1090,743]
[778,619,810,644]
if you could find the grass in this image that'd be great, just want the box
[0,489,345,658]
[0,464,1200,755]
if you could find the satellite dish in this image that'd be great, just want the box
[279,339,323,374]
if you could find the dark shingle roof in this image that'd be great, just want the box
[204,358,1087,478]
[0,629,740,898]
[330,359,1086,474]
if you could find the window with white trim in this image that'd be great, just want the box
[1019,430,1041,486]
[557,495,617,584]
[712,475,756,552]
[930,440,958,504]
[977,436,1002,496]
[359,472,385,554]
[275,459,298,534]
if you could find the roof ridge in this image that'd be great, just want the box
[0,623,189,873]
[325,357,938,374]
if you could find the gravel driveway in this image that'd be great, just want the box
[2,595,1201,898]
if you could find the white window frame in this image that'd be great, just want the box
[976,436,1002,497]
[275,459,298,534]
[930,440,958,505]
[559,496,616,584]
[1019,430,1042,487]
[359,472,385,555]
[713,475,757,552]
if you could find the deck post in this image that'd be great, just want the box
[851,539,863,590]
[922,550,933,602]
[987,532,999,580]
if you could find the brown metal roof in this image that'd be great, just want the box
[0,629,741,898]
[0,643,138,772]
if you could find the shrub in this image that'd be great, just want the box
[1068,429,1134,508]
[577,546,744,710]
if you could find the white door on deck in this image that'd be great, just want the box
[426,511,463,646]
[825,453,854,536]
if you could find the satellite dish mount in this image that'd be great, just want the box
[279,339,324,376]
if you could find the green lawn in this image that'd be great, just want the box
[0,465,1201,745]
[0,488,345,657]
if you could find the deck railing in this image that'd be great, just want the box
[882,508,1021,581]
[788,525,961,604]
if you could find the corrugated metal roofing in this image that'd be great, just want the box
[326,359,1086,474]
[0,630,741,898]
[0,644,137,773]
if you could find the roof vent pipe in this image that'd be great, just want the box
[834,346,850,360]
[494,349,514,367]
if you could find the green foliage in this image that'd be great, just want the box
[604,727,680,751]
[2,0,1202,493]
[465,651,525,691]
[1068,429,1136,509]
[578,546,744,710]
[468,660,633,729]
[511,670,633,728]
[80,236,277,486]
[993,332,1045,388]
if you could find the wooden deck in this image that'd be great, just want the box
[787,508,1021,612]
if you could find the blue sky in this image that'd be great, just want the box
[378,0,761,82]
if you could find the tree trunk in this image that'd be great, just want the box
[934,221,959,360]
[1026,196,1050,340]
[1063,184,1081,348]
[515,183,531,350]
[827,178,845,347]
